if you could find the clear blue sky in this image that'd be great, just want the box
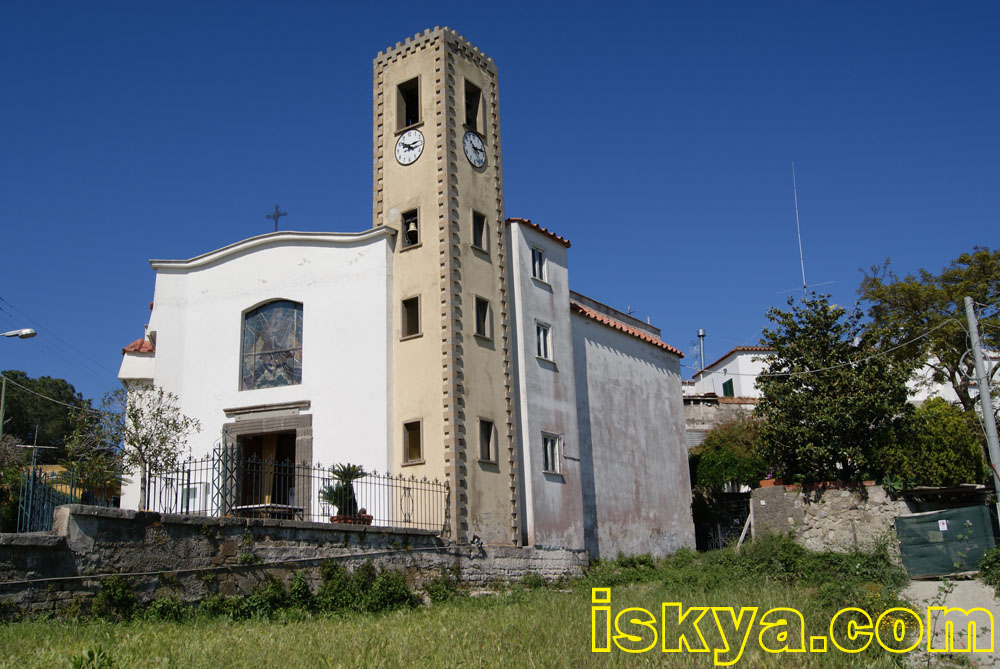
[1,1,997,403]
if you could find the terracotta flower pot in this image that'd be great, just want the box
[758,478,784,488]
[330,513,374,526]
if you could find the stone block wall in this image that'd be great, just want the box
[751,482,911,552]
[0,505,587,619]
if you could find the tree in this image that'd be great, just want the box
[0,370,90,449]
[689,417,766,491]
[70,385,200,510]
[859,247,1000,414]
[883,397,985,487]
[0,434,28,531]
[754,294,914,483]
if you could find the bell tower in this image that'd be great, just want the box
[373,28,518,544]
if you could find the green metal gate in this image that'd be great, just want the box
[895,505,999,578]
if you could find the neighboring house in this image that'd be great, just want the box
[683,346,773,448]
[117,28,694,559]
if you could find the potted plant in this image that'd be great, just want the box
[320,463,372,525]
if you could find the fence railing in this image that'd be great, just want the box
[144,453,449,534]
[17,467,120,533]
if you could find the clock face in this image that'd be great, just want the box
[395,129,424,165]
[463,131,486,168]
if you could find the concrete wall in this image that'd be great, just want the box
[571,314,695,558]
[0,505,586,619]
[120,230,394,510]
[751,482,910,552]
[507,222,584,551]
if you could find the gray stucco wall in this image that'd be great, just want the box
[571,315,695,558]
[507,222,585,550]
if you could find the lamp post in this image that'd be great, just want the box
[1,328,37,439]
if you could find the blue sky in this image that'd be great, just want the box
[1,1,997,403]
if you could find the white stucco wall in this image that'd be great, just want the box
[572,313,695,558]
[694,350,774,398]
[506,222,584,550]
[118,230,394,509]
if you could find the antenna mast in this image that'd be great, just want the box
[792,162,807,297]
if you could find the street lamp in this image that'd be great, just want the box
[1,327,37,438]
[2,328,36,339]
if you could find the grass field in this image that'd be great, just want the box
[0,537,928,668]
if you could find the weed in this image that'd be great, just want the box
[289,572,316,611]
[424,567,460,603]
[978,545,1000,596]
[69,646,115,669]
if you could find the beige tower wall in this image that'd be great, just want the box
[373,28,518,544]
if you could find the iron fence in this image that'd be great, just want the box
[17,467,120,533]
[144,453,449,533]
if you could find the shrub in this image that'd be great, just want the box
[316,562,360,613]
[979,546,1000,596]
[423,568,460,603]
[244,577,289,617]
[289,572,316,611]
[689,417,766,490]
[92,575,138,621]
[145,596,187,622]
[363,569,420,612]
[519,572,546,590]
[891,398,985,486]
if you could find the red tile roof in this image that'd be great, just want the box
[694,345,774,377]
[570,302,683,356]
[505,217,571,248]
[122,339,154,355]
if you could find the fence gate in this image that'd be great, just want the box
[16,467,118,533]
[692,492,751,551]
[895,505,999,578]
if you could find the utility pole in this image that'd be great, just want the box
[964,297,1000,509]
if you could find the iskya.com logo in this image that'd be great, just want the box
[591,588,994,665]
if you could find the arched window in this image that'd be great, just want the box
[240,300,303,390]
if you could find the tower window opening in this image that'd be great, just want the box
[397,78,420,129]
[465,80,482,131]
[402,209,419,248]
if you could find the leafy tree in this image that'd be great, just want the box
[0,434,28,531]
[70,385,200,510]
[0,370,90,449]
[884,397,985,487]
[754,294,914,483]
[689,417,766,491]
[859,247,1000,414]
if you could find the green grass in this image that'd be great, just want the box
[0,536,918,668]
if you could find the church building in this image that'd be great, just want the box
[119,28,694,558]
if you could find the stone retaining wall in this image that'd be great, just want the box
[751,482,910,552]
[0,505,587,618]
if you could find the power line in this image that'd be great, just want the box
[0,373,107,416]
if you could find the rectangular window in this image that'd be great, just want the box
[722,378,735,398]
[464,80,482,131]
[542,433,561,474]
[531,247,546,281]
[472,211,487,252]
[404,421,422,462]
[397,77,419,129]
[402,296,420,339]
[536,322,551,360]
[475,297,492,339]
[402,209,419,248]
[479,419,495,461]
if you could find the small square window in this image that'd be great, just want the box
[542,433,561,474]
[536,323,551,360]
[465,80,482,131]
[475,297,492,339]
[402,209,419,248]
[479,418,495,461]
[397,77,419,129]
[402,297,420,339]
[531,247,546,281]
[472,211,487,252]
[404,421,422,462]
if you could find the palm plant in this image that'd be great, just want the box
[319,463,367,517]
